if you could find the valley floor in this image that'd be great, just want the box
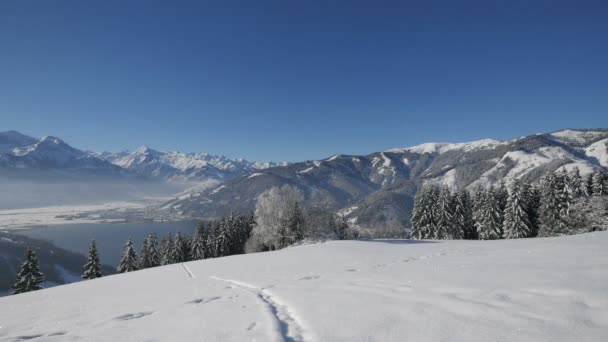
[1,232,607,341]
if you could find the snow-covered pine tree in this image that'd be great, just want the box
[592,170,606,196]
[146,232,160,267]
[410,185,438,239]
[570,167,584,198]
[215,219,231,257]
[434,187,455,239]
[539,172,565,236]
[171,232,187,263]
[191,222,207,260]
[451,191,473,239]
[117,238,138,273]
[586,173,595,196]
[139,237,151,269]
[525,183,542,237]
[503,179,532,239]
[495,181,509,226]
[82,239,102,279]
[559,169,574,217]
[334,215,349,240]
[12,248,45,294]
[476,187,503,240]
[160,233,174,265]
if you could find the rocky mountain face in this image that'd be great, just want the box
[161,129,608,233]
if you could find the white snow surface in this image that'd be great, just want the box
[551,129,606,145]
[388,138,502,155]
[1,232,607,341]
[585,138,608,167]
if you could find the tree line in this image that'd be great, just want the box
[411,168,608,240]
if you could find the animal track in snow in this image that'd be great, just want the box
[114,311,155,321]
[187,296,222,305]
[297,275,320,281]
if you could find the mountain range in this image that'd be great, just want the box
[159,129,608,233]
[1,129,607,231]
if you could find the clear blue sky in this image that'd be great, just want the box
[1,0,607,162]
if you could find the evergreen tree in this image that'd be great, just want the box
[475,188,503,240]
[592,170,606,196]
[171,232,187,263]
[215,219,231,257]
[160,233,174,265]
[503,179,531,239]
[559,169,574,217]
[525,184,542,237]
[334,215,349,240]
[570,167,584,198]
[146,232,160,267]
[191,222,207,260]
[451,191,473,239]
[12,248,45,294]
[585,173,594,197]
[539,173,565,236]
[434,187,455,239]
[117,238,138,273]
[410,186,439,239]
[82,240,102,280]
[495,181,509,226]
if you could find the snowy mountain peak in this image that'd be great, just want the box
[387,138,502,155]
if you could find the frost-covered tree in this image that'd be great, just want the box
[283,201,305,247]
[503,179,531,239]
[559,169,574,217]
[160,233,174,265]
[171,232,188,263]
[191,222,207,260]
[539,173,565,236]
[495,181,509,226]
[12,248,45,294]
[592,170,606,196]
[525,184,542,237]
[334,215,350,240]
[248,185,305,251]
[434,187,455,239]
[475,188,503,240]
[452,190,474,239]
[410,185,439,239]
[117,238,138,273]
[82,240,102,280]
[215,219,231,257]
[139,233,160,269]
[586,173,595,197]
[570,167,584,198]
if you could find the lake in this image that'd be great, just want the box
[14,221,199,266]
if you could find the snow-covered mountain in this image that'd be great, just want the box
[162,129,608,231]
[1,232,607,341]
[95,146,287,182]
[0,133,125,175]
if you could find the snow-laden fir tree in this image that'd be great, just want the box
[334,215,349,240]
[140,233,160,269]
[559,169,574,217]
[434,187,455,239]
[12,248,45,294]
[525,184,542,237]
[570,167,584,198]
[475,187,503,240]
[503,179,532,239]
[82,239,102,280]
[539,173,565,236]
[451,190,474,239]
[495,181,509,226]
[146,232,160,267]
[215,219,231,257]
[160,233,174,265]
[586,173,595,197]
[410,185,439,239]
[171,232,188,263]
[592,170,606,196]
[117,238,138,273]
[286,201,305,246]
[191,222,207,260]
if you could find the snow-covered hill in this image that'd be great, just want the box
[1,232,607,341]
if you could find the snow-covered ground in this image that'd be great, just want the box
[1,232,607,341]
[0,201,149,229]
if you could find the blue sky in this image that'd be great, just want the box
[1,0,607,162]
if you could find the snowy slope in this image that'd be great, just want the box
[1,232,607,341]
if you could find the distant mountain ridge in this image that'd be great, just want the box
[160,129,608,232]
[0,131,284,182]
